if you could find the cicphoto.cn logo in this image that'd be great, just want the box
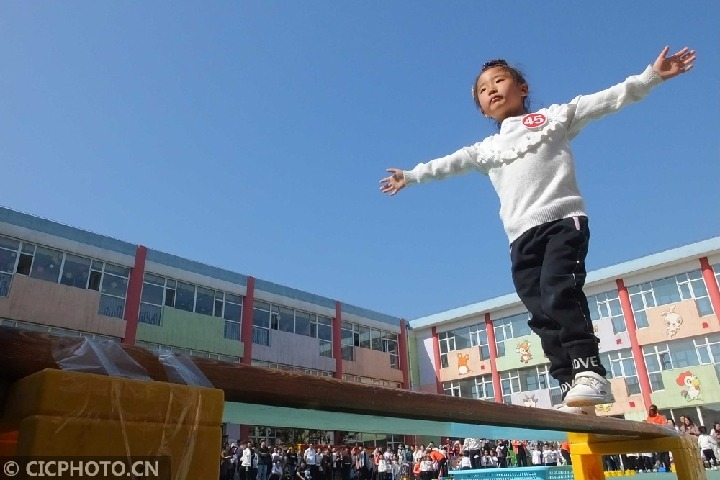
[1,456,171,479]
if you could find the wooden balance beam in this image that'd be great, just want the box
[0,326,707,480]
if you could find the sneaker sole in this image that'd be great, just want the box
[564,393,615,407]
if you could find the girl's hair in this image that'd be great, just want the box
[471,59,530,114]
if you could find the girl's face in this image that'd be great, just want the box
[475,66,528,123]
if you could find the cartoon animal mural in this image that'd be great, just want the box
[662,305,683,338]
[516,340,532,364]
[676,371,701,401]
[522,394,538,408]
[595,403,613,413]
[457,353,471,375]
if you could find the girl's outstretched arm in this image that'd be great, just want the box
[652,46,696,80]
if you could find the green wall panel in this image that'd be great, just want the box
[137,306,243,357]
[495,334,547,371]
[650,364,720,409]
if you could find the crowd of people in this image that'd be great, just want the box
[219,438,570,480]
[220,410,720,480]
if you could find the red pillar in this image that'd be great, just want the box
[616,279,652,409]
[485,313,503,403]
[431,326,443,394]
[333,301,343,379]
[239,277,256,442]
[122,245,147,345]
[399,319,410,390]
[700,257,720,325]
[240,276,256,365]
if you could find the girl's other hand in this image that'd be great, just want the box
[653,45,696,80]
[380,168,406,196]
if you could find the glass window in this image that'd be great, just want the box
[140,281,165,305]
[0,237,18,273]
[653,277,681,305]
[223,300,242,322]
[29,246,62,282]
[371,328,382,351]
[277,306,295,332]
[195,287,215,316]
[253,301,271,328]
[358,325,371,349]
[455,326,471,350]
[174,281,195,312]
[0,235,19,251]
[588,290,627,333]
[101,273,128,298]
[341,321,354,345]
[59,254,91,289]
[319,340,332,358]
[295,310,311,337]
[317,316,332,341]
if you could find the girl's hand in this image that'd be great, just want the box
[653,46,696,80]
[379,168,406,196]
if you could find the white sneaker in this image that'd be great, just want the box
[554,404,596,415]
[564,371,615,407]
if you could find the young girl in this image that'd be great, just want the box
[380,45,696,412]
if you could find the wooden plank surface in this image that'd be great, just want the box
[0,326,677,441]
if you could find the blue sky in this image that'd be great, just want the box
[1,2,718,321]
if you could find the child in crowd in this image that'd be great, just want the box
[380,46,696,413]
[459,451,472,470]
[699,426,718,467]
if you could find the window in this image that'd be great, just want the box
[438,330,455,368]
[175,281,195,312]
[28,246,62,282]
[384,332,399,369]
[500,370,521,404]
[222,293,243,340]
[442,377,487,399]
[370,328,383,351]
[276,306,295,333]
[470,323,491,360]
[139,274,165,326]
[0,236,19,271]
[59,254,91,289]
[359,325,371,349]
[600,349,640,395]
[195,287,215,316]
[341,321,355,361]
[314,315,332,342]
[253,301,271,346]
[473,375,495,401]
[493,312,531,357]
[443,380,462,398]
[520,366,542,392]
[295,310,311,337]
[695,333,720,379]
[588,290,626,333]
[628,270,714,328]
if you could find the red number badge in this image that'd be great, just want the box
[522,113,547,129]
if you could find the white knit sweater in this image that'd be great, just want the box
[403,66,664,243]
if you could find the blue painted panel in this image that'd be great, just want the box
[222,402,568,442]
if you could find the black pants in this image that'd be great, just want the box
[468,450,481,469]
[510,216,605,385]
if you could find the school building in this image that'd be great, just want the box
[3,203,720,442]
[0,206,409,447]
[408,236,720,426]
